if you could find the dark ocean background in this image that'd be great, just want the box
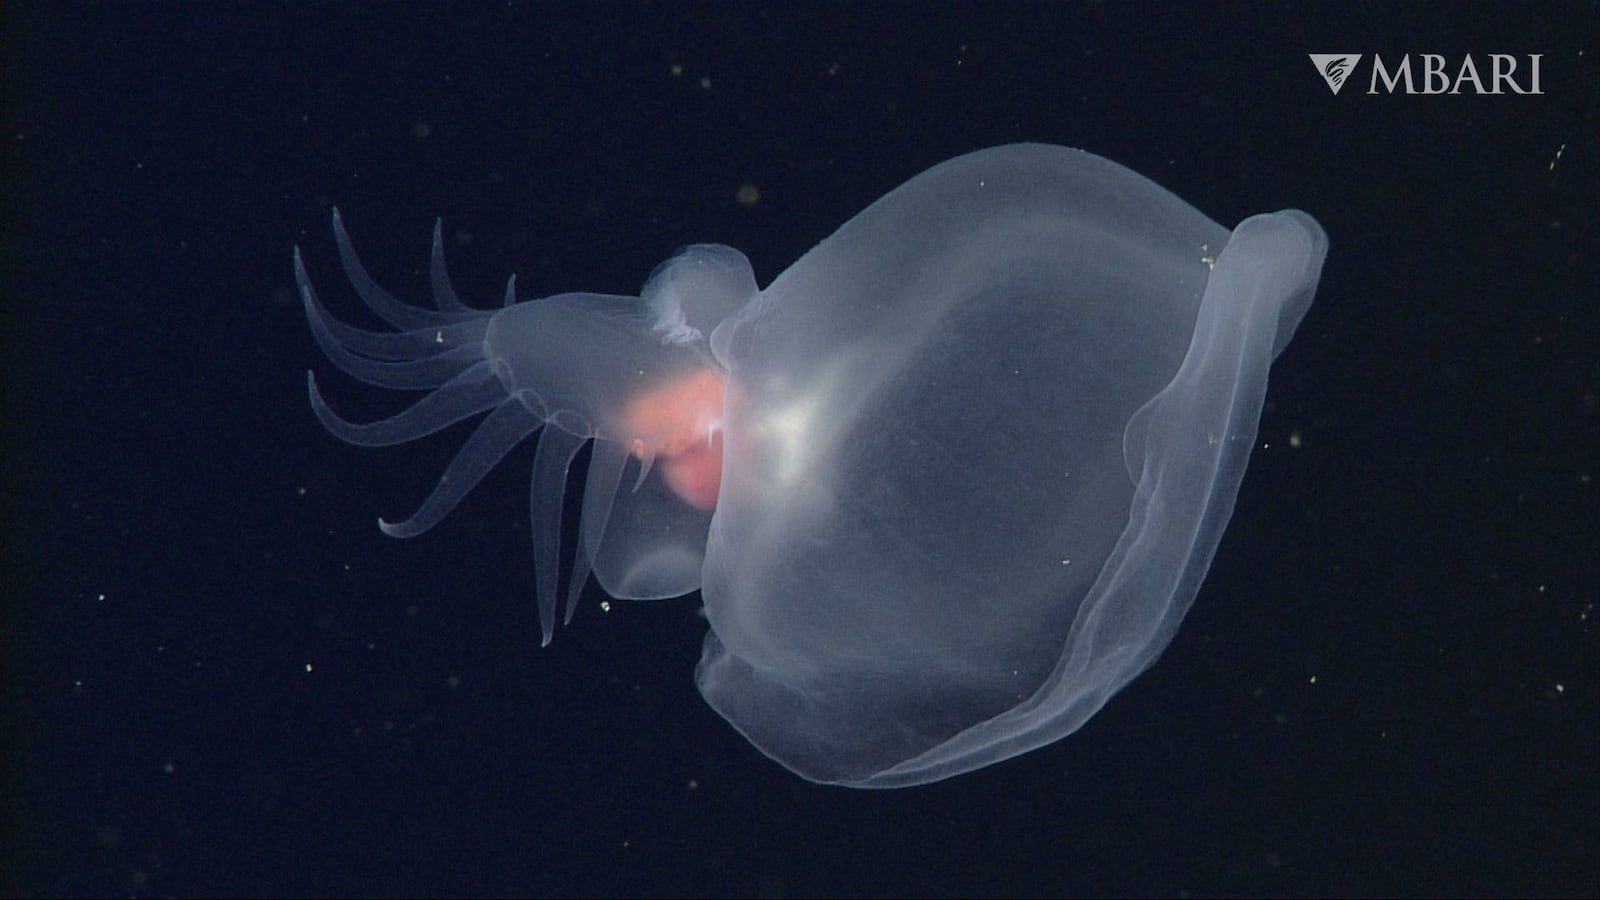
[4,2,1595,896]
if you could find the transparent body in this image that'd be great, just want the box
[300,144,1327,787]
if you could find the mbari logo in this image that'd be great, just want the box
[1310,54,1362,93]
[1309,53,1543,95]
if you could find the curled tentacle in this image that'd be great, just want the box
[378,399,544,539]
[332,208,482,331]
[530,426,588,645]
[429,219,473,314]
[307,363,505,447]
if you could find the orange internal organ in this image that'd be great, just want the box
[621,368,726,511]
